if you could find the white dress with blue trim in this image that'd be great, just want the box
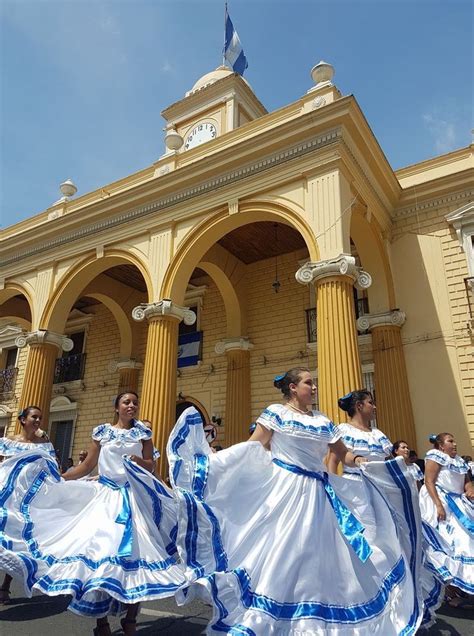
[0,422,185,617]
[336,423,392,478]
[167,405,426,635]
[420,449,474,594]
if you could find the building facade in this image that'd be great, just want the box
[1,62,473,472]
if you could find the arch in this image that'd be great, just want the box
[161,201,319,304]
[0,316,31,331]
[41,250,152,333]
[350,211,395,312]
[0,283,34,326]
[84,293,133,358]
[176,396,210,425]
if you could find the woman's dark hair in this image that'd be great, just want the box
[429,432,452,449]
[17,405,41,423]
[273,368,310,398]
[114,391,139,410]
[338,390,372,417]
[391,440,408,456]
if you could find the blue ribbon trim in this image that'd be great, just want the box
[98,475,133,557]
[444,492,474,534]
[272,458,372,563]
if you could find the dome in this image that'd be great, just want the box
[186,65,253,96]
[188,66,233,95]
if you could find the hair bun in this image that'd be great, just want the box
[273,372,287,389]
[338,392,353,412]
[428,434,437,444]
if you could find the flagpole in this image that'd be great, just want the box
[223,2,227,66]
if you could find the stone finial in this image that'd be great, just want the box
[310,61,335,87]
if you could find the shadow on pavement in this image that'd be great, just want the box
[0,594,70,621]
[120,615,209,635]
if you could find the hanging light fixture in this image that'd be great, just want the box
[272,223,281,293]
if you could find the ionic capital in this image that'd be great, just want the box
[295,254,372,289]
[356,310,406,333]
[15,330,74,353]
[132,300,196,325]
[114,359,143,372]
[215,337,254,355]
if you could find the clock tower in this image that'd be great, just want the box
[160,65,267,155]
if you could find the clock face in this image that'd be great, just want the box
[184,122,217,150]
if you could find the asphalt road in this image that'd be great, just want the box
[0,580,472,635]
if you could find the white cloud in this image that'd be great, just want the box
[422,112,458,154]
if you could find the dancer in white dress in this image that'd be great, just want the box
[328,392,443,626]
[0,392,185,636]
[391,440,424,487]
[420,432,474,600]
[168,368,425,635]
[326,390,391,477]
[0,406,55,604]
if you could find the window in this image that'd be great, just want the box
[49,419,74,470]
[54,331,86,384]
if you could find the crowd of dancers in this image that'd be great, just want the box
[0,366,472,635]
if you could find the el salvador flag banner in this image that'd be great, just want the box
[224,5,248,76]
[178,331,203,368]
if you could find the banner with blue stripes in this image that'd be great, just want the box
[178,331,203,368]
[223,5,248,76]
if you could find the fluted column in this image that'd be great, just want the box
[296,255,372,423]
[116,360,143,393]
[357,310,416,448]
[215,338,253,445]
[15,330,73,433]
[133,300,196,476]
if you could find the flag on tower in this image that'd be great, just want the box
[223,5,248,76]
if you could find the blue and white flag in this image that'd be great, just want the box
[177,331,203,368]
[224,6,248,76]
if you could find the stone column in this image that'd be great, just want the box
[215,338,253,446]
[296,255,371,424]
[116,360,143,394]
[357,310,416,448]
[132,300,196,476]
[15,330,73,433]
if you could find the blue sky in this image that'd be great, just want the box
[1,0,472,228]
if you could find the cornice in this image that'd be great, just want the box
[393,188,474,220]
[1,128,343,269]
[395,144,473,180]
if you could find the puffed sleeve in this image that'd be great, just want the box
[92,424,108,441]
[133,420,152,440]
[256,404,283,430]
[425,449,449,466]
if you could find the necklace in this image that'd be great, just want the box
[287,402,311,415]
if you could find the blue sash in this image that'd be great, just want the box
[273,458,372,562]
[99,475,133,556]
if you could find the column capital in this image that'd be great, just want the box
[132,300,196,325]
[215,337,254,355]
[15,330,73,353]
[114,359,143,372]
[356,309,406,333]
[295,254,372,289]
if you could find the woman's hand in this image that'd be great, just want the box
[436,503,446,522]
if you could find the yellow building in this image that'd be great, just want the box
[1,62,473,472]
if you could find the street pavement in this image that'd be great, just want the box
[0,580,472,635]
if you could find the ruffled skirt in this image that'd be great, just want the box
[0,450,186,616]
[167,408,426,635]
[419,484,474,594]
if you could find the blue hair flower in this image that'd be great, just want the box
[339,391,353,402]
[273,373,287,383]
